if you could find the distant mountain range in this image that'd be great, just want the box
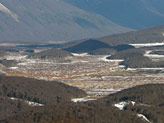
[65,0,164,29]
[1,0,164,43]
[0,0,131,43]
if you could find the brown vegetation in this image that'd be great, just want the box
[1,84,164,123]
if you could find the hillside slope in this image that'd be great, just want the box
[65,0,164,29]
[2,84,164,123]
[64,39,134,53]
[0,76,86,105]
[0,0,131,42]
[98,25,164,45]
[0,75,86,120]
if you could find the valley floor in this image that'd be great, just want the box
[2,52,164,99]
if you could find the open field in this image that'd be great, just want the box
[2,52,164,98]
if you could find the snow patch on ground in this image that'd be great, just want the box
[119,65,125,68]
[137,68,164,70]
[6,55,27,61]
[25,100,44,106]
[71,98,96,103]
[127,67,164,71]
[137,114,151,123]
[130,42,164,48]
[144,50,164,58]
[10,97,44,106]
[114,101,135,110]
[99,55,124,63]
[72,53,89,57]
[99,55,111,62]
[127,68,137,71]
[9,67,18,70]
[107,59,124,62]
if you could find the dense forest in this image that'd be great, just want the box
[1,84,164,123]
[108,49,164,68]
[0,76,86,105]
[28,48,72,60]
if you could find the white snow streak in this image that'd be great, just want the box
[71,98,96,103]
[144,50,164,58]
[10,97,44,106]
[9,67,18,70]
[130,42,164,48]
[0,3,19,22]
[137,114,151,123]
[72,53,89,57]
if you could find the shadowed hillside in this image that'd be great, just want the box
[88,48,116,55]
[65,39,134,53]
[64,39,110,53]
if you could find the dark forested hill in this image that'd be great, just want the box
[2,84,164,123]
[0,75,86,105]
[64,39,110,53]
[108,48,164,68]
[0,75,86,120]
[64,39,134,53]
